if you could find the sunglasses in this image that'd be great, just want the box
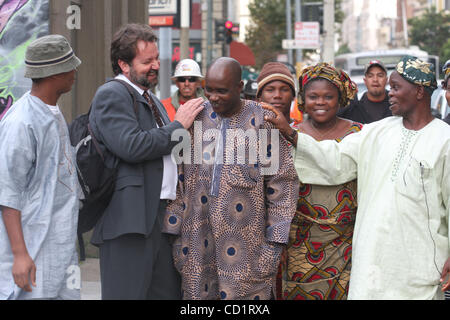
[176,77,197,83]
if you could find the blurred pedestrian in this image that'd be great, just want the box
[338,60,391,123]
[88,23,203,300]
[162,57,299,300]
[442,60,450,125]
[257,62,296,123]
[265,55,450,299]
[243,79,258,101]
[265,63,362,300]
[162,59,206,121]
[0,35,81,300]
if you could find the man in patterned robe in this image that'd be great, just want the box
[162,57,299,300]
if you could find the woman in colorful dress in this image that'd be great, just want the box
[265,63,362,300]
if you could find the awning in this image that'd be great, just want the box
[230,41,255,66]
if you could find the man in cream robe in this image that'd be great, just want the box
[295,116,449,299]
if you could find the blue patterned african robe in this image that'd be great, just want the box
[163,100,299,300]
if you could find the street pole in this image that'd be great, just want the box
[206,0,213,67]
[295,0,302,63]
[159,27,172,100]
[322,0,335,64]
[401,0,409,47]
[286,0,293,65]
[180,0,190,60]
[356,16,362,52]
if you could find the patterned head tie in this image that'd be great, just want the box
[297,62,357,111]
[395,55,437,95]
[444,60,450,83]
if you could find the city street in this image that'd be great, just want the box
[80,258,101,300]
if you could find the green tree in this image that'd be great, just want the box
[441,39,450,66]
[336,43,351,56]
[408,8,450,72]
[246,0,286,69]
[246,0,343,70]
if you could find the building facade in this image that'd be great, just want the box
[340,0,449,52]
[0,0,149,123]
[340,0,398,52]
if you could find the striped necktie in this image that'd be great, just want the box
[142,91,164,127]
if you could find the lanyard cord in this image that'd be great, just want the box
[420,162,442,278]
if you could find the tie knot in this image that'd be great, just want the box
[142,91,150,100]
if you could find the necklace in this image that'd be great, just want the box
[308,118,338,140]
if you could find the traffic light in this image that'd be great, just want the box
[215,20,236,44]
[225,20,233,30]
[302,3,324,34]
[215,19,226,43]
[318,5,324,34]
[225,20,233,44]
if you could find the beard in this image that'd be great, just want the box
[129,66,158,90]
[179,86,196,100]
[369,87,385,98]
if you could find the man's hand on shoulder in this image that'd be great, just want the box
[262,103,297,145]
[174,97,205,129]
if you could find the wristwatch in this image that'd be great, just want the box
[286,128,297,144]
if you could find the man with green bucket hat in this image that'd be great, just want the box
[0,34,81,300]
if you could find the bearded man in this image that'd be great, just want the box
[88,23,204,300]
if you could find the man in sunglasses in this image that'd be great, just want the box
[162,59,206,121]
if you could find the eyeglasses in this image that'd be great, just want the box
[176,77,197,83]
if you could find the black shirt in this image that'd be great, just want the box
[338,90,392,124]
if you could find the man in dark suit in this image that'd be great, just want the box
[88,23,203,300]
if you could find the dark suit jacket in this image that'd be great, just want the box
[89,80,183,245]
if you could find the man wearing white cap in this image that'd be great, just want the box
[0,35,81,300]
[162,59,206,121]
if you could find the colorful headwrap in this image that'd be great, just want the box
[395,55,437,95]
[442,60,450,86]
[297,62,357,111]
[444,66,450,83]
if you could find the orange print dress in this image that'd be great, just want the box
[279,122,363,300]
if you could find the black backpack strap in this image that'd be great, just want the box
[87,123,105,162]
[88,79,142,165]
[78,232,86,261]
[108,79,140,117]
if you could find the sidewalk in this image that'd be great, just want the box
[80,258,101,300]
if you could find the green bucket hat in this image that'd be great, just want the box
[24,34,81,79]
[395,55,437,95]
